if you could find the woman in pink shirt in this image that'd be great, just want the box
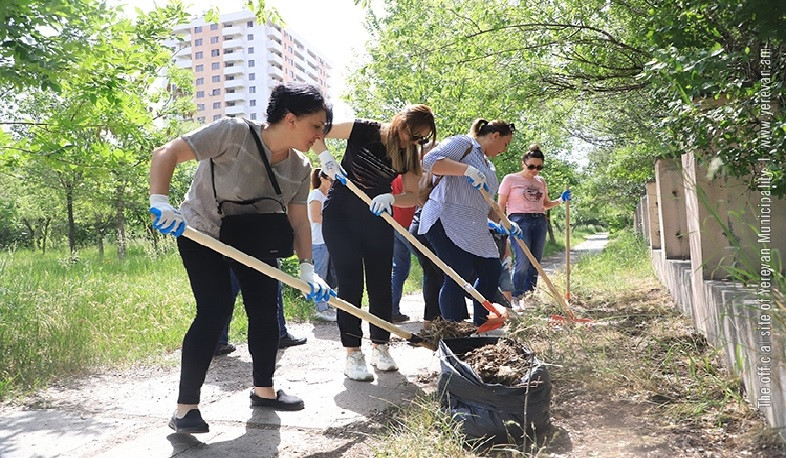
[497,144,571,304]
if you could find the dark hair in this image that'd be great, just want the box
[380,104,435,175]
[469,119,516,138]
[266,83,333,134]
[310,168,329,189]
[522,143,544,162]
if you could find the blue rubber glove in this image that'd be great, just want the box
[299,262,335,303]
[149,194,186,237]
[488,220,507,235]
[463,165,489,192]
[507,221,523,239]
[370,193,395,216]
[318,150,348,185]
[559,189,572,203]
[488,220,522,239]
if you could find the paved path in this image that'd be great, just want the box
[0,234,608,457]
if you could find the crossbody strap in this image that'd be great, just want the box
[210,119,286,214]
[431,143,474,189]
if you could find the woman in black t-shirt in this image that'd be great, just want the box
[313,105,436,381]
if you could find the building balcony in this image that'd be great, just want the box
[223,65,244,76]
[225,92,247,103]
[266,27,280,40]
[224,78,246,90]
[225,104,247,116]
[173,58,192,69]
[267,51,283,66]
[222,26,243,37]
[223,38,243,50]
[173,23,191,34]
[268,66,283,79]
[266,39,282,52]
[223,51,246,62]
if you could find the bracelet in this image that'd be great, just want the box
[299,258,314,265]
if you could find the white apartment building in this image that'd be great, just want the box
[170,10,332,124]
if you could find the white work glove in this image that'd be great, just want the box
[149,194,187,237]
[370,193,395,216]
[318,150,347,185]
[463,165,488,191]
[299,262,335,302]
[557,189,573,203]
[507,221,523,239]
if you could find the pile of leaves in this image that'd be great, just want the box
[463,338,537,386]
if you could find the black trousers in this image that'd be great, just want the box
[323,194,394,348]
[409,215,443,322]
[176,236,279,404]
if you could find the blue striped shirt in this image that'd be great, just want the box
[418,135,499,258]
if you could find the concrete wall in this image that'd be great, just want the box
[641,153,785,435]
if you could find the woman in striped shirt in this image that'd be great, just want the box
[418,119,516,325]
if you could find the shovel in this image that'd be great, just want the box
[479,189,591,325]
[182,226,438,351]
[342,179,508,333]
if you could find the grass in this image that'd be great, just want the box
[370,230,784,456]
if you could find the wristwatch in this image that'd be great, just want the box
[299,258,314,265]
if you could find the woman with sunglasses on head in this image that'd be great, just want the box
[313,105,436,381]
[418,119,515,326]
[498,143,572,308]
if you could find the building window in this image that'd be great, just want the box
[196,91,205,98]
[249,73,255,81]
[211,75,220,83]
[195,51,203,59]
[250,113,257,120]
[211,49,220,57]
[197,104,205,111]
[247,34,254,40]
[212,62,220,70]
[194,26,202,33]
[250,100,256,107]
[226,75,235,80]
[213,102,221,109]
[210,24,218,30]
[248,59,255,67]
[249,86,256,93]
[195,64,204,72]
[248,47,254,54]
[247,20,253,27]
[195,77,204,85]
[194,38,203,46]
[212,88,221,95]
[210,36,219,44]
[214,114,222,120]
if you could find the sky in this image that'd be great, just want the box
[111,0,373,117]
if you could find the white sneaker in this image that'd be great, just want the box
[511,298,523,312]
[371,344,398,372]
[344,351,374,381]
[314,308,337,322]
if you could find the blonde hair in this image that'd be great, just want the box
[379,104,436,175]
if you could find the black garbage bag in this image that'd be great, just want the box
[437,337,551,444]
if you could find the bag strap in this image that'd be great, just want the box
[210,119,286,214]
[431,143,474,190]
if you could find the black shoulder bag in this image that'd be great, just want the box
[213,120,294,259]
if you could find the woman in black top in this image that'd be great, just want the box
[314,105,436,381]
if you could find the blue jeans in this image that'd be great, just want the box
[391,231,412,315]
[219,268,288,345]
[509,213,548,297]
[425,219,502,326]
[313,244,331,312]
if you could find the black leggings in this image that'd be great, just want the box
[176,236,279,404]
[409,216,443,322]
[323,198,394,348]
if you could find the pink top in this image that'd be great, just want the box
[498,173,548,214]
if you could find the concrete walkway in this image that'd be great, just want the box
[0,234,608,457]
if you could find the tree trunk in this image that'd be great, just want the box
[115,185,126,260]
[41,217,50,254]
[65,181,76,255]
[95,214,104,258]
[546,210,556,246]
[22,219,37,250]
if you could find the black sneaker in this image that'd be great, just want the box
[168,409,209,434]
[391,312,410,323]
[214,343,236,356]
[250,389,305,411]
[278,332,307,348]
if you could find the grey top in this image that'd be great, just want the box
[179,117,312,238]
[418,135,500,258]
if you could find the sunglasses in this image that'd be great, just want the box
[507,123,516,133]
[525,164,544,170]
[410,134,431,146]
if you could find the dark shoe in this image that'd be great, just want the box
[391,312,410,323]
[278,332,307,348]
[214,343,236,356]
[250,389,305,411]
[168,409,209,434]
